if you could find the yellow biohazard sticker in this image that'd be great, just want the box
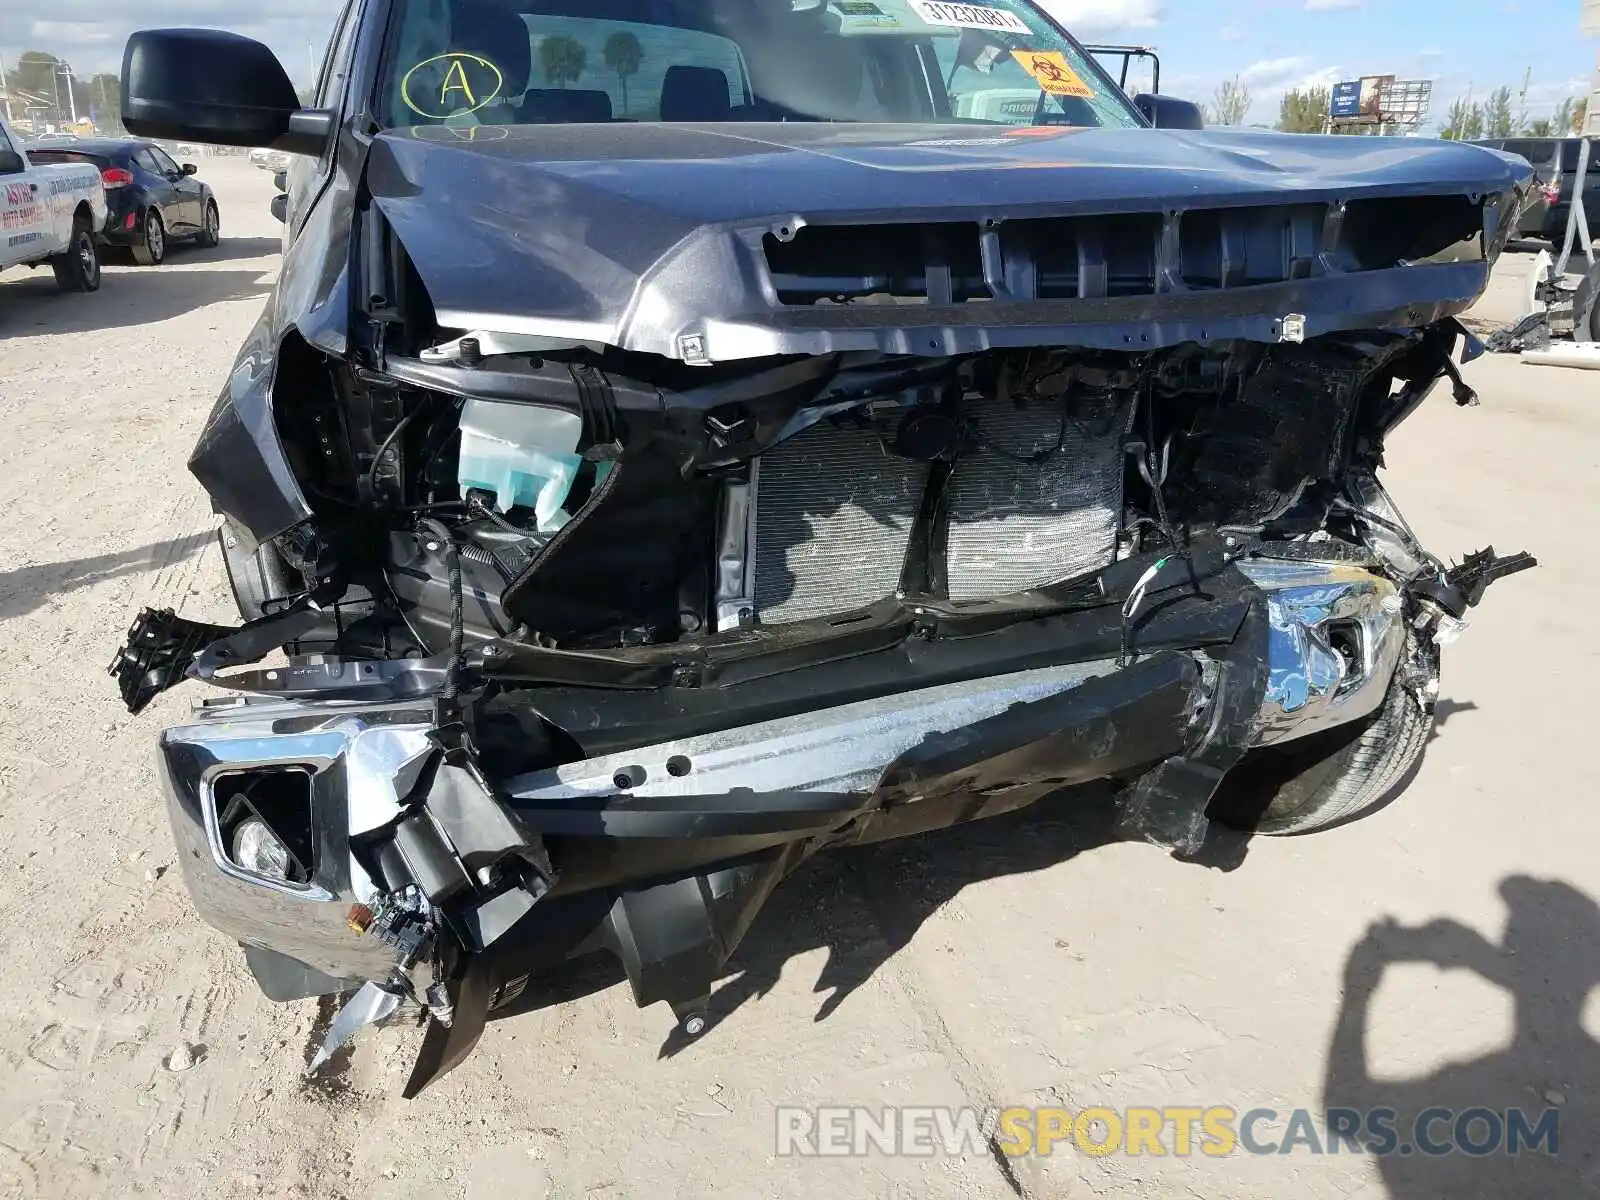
[401,52,505,118]
[1010,50,1095,99]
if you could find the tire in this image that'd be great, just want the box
[197,199,220,249]
[50,215,101,293]
[131,209,166,265]
[1209,640,1436,835]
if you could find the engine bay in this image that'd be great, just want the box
[253,323,1458,666]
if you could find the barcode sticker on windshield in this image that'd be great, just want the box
[909,1,1032,34]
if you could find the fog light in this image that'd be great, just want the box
[232,817,292,880]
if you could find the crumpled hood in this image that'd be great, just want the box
[366,122,1529,361]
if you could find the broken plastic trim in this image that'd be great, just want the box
[108,540,1243,715]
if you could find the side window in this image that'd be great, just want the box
[134,148,163,174]
[316,0,362,109]
[498,17,749,123]
[149,146,181,176]
[0,124,20,173]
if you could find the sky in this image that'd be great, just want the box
[1,0,1595,130]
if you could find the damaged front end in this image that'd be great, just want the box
[111,128,1537,1092]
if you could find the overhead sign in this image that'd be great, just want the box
[1330,80,1361,117]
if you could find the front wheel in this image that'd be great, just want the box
[131,209,166,265]
[50,216,101,293]
[1209,639,1436,835]
[197,200,220,249]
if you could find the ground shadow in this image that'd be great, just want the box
[0,533,207,622]
[169,236,283,264]
[0,262,273,337]
[1325,875,1600,1198]
[1426,698,1478,745]
[493,782,1250,1052]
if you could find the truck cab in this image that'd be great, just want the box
[0,116,108,292]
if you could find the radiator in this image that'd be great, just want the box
[750,396,1126,624]
[944,393,1127,601]
[753,418,927,624]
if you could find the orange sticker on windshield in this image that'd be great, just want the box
[1010,50,1094,99]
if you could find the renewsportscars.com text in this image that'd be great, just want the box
[775,1105,1561,1159]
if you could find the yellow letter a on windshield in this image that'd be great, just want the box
[439,57,478,107]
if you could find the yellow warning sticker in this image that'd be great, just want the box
[1010,50,1095,99]
[401,52,505,118]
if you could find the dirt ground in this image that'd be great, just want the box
[1,160,1596,1200]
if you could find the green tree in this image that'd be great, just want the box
[1524,118,1553,137]
[1483,85,1514,138]
[1277,86,1330,133]
[539,35,587,89]
[1206,76,1250,127]
[11,50,61,99]
[1575,96,1590,136]
[1439,96,1474,139]
[1553,96,1574,137]
[602,31,643,116]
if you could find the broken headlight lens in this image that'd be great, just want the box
[232,817,293,881]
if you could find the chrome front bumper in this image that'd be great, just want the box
[1238,558,1407,747]
[158,560,1409,996]
[161,704,437,989]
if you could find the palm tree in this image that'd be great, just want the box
[602,32,643,116]
[539,35,587,90]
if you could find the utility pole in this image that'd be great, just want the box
[0,49,12,124]
[59,61,77,124]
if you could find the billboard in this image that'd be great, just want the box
[1330,81,1361,117]
[1329,74,1429,127]
[1358,75,1394,118]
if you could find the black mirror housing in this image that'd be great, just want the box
[122,29,332,155]
[270,193,288,224]
[181,162,198,175]
[1134,94,1205,131]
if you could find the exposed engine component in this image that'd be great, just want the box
[241,337,1452,655]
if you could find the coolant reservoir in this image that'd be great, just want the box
[456,399,583,530]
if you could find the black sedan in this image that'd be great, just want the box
[25,137,218,264]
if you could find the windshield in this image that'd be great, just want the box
[378,0,1141,130]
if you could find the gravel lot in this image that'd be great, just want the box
[0,161,1596,1200]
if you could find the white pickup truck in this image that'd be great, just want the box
[0,116,108,292]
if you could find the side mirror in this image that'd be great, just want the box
[1134,94,1205,130]
[181,162,198,175]
[273,170,288,193]
[270,193,288,224]
[0,149,24,174]
[122,28,333,156]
